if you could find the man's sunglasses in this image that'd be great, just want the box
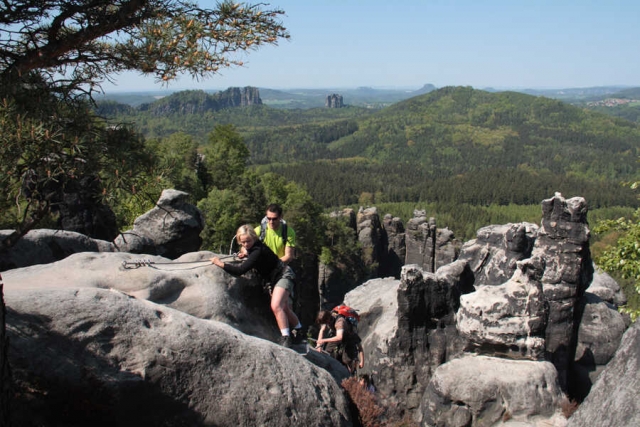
[266,216,279,222]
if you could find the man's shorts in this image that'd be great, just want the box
[274,265,296,296]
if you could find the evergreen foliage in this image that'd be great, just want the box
[593,181,640,320]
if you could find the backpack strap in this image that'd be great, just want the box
[259,217,288,246]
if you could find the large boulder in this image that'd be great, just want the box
[571,265,630,400]
[420,355,567,427]
[1,189,205,272]
[566,320,640,427]
[113,189,204,259]
[3,252,352,426]
[5,287,350,427]
[0,229,114,271]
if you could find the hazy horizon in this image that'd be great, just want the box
[102,0,640,93]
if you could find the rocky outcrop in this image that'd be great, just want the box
[534,194,593,391]
[0,229,114,271]
[141,87,262,115]
[566,320,640,427]
[571,267,629,400]
[343,263,469,415]
[405,211,458,273]
[421,355,567,427]
[381,214,405,279]
[356,207,385,276]
[344,194,628,425]
[113,189,204,259]
[457,222,538,286]
[3,251,352,426]
[457,257,548,360]
[325,94,344,108]
[2,191,633,426]
[1,189,204,271]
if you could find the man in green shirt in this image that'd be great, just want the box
[256,203,296,264]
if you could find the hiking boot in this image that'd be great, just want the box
[279,335,292,348]
[292,328,305,345]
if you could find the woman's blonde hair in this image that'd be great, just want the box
[236,224,259,242]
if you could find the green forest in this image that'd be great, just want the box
[101,86,640,221]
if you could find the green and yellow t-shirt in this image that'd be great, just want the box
[255,224,296,258]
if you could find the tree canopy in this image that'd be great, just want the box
[0,0,290,245]
[1,0,289,92]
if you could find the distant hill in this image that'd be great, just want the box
[519,86,633,101]
[248,86,640,207]
[98,84,440,110]
[100,85,640,208]
[569,87,640,124]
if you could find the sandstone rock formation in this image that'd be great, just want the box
[142,87,262,115]
[113,189,204,259]
[325,93,344,108]
[3,251,351,426]
[405,211,459,273]
[1,191,634,426]
[566,320,640,427]
[343,193,629,425]
[0,189,204,271]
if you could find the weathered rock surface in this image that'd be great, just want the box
[534,194,593,390]
[5,287,350,427]
[566,320,640,427]
[421,355,568,427]
[457,257,548,360]
[405,211,458,273]
[356,206,385,276]
[1,189,205,272]
[381,214,406,279]
[0,229,114,271]
[571,265,629,401]
[113,189,204,259]
[343,265,468,414]
[3,252,352,426]
[457,222,538,287]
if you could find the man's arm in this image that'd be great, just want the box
[281,245,295,264]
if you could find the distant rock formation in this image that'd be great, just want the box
[140,87,262,115]
[325,94,344,108]
[413,83,437,95]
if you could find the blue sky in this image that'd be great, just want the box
[104,0,640,92]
